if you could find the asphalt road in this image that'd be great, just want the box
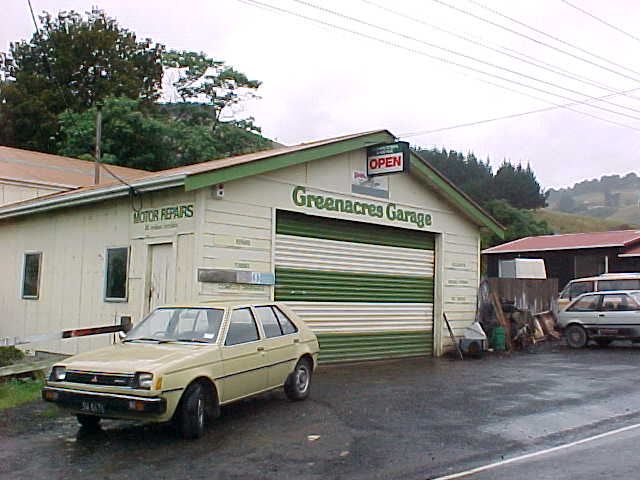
[456,424,640,480]
[3,342,640,480]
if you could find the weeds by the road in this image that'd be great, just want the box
[0,378,44,410]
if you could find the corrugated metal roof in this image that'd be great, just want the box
[0,130,504,236]
[483,230,640,254]
[0,130,387,209]
[0,146,147,188]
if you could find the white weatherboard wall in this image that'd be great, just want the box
[0,187,197,354]
[0,147,482,357]
[197,147,481,355]
[0,180,66,206]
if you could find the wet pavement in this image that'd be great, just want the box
[2,341,640,480]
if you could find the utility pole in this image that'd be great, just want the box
[94,103,102,185]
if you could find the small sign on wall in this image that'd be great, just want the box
[366,142,410,176]
[351,170,389,199]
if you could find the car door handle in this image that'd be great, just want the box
[293,338,300,343]
[257,346,265,351]
[598,314,605,317]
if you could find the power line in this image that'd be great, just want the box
[398,86,640,138]
[238,0,640,134]
[560,0,640,45]
[431,0,640,83]
[290,0,640,122]
[465,0,640,78]
[361,0,640,105]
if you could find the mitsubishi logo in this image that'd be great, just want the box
[91,376,98,383]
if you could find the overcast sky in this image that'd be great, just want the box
[3,0,640,190]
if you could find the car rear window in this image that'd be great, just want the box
[273,306,298,335]
[568,281,594,299]
[225,308,260,346]
[567,294,600,312]
[254,306,283,338]
[597,279,640,291]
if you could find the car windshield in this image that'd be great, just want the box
[124,308,224,343]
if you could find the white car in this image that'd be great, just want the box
[557,290,640,348]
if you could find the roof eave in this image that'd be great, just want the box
[0,174,186,220]
[482,243,626,254]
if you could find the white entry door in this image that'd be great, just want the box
[148,243,175,312]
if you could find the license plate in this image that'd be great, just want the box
[81,400,105,414]
[599,329,618,335]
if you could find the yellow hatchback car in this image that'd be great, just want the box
[42,302,319,438]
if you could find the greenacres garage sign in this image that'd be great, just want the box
[292,186,432,229]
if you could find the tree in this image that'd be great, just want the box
[557,192,576,213]
[493,162,547,209]
[0,8,163,152]
[57,97,276,171]
[482,199,553,248]
[162,50,261,135]
[58,96,219,171]
[414,147,495,206]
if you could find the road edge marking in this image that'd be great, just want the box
[431,422,640,480]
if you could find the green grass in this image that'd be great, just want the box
[0,379,44,410]
[533,209,636,234]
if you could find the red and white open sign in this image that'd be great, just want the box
[366,142,410,177]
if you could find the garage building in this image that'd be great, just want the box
[0,130,503,362]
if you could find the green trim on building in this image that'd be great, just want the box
[276,210,435,250]
[275,268,434,303]
[316,331,433,363]
[184,131,393,192]
[410,153,504,238]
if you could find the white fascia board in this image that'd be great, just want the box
[482,244,624,254]
[0,174,186,220]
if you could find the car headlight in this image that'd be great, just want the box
[50,366,66,382]
[135,372,154,389]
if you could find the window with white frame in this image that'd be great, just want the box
[105,247,129,301]
[22,252,42,299]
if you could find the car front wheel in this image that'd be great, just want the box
[566,324,588,348]
[178,383,208,439]
[284,358,312,401]
[76,414,101,429]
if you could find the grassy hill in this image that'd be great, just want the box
[532,209,637,234]
[546,172,640,224]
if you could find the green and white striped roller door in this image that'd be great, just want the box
[275,211,435,363]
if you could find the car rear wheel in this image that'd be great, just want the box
[76,414,101,429]
[284,358,312,401]
[566,324,588,348]
[178,383,208,439]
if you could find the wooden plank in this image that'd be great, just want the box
[0,358,64,378]
[487,278,559,314]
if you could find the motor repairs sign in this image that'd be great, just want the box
[366,142,410,176]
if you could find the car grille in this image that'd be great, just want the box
[65,371,135,387]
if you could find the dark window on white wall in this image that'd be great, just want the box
[22,253,42,299]
[105,247,129,301]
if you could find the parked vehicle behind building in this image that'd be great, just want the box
[42,302,319,438]
[557,273,640,311]
[557,290,640,348]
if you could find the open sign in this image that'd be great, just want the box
[366,142,410,176]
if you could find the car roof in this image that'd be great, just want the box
[570,273,640,283]
[154,301,283,309]
[575,290,640,297]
